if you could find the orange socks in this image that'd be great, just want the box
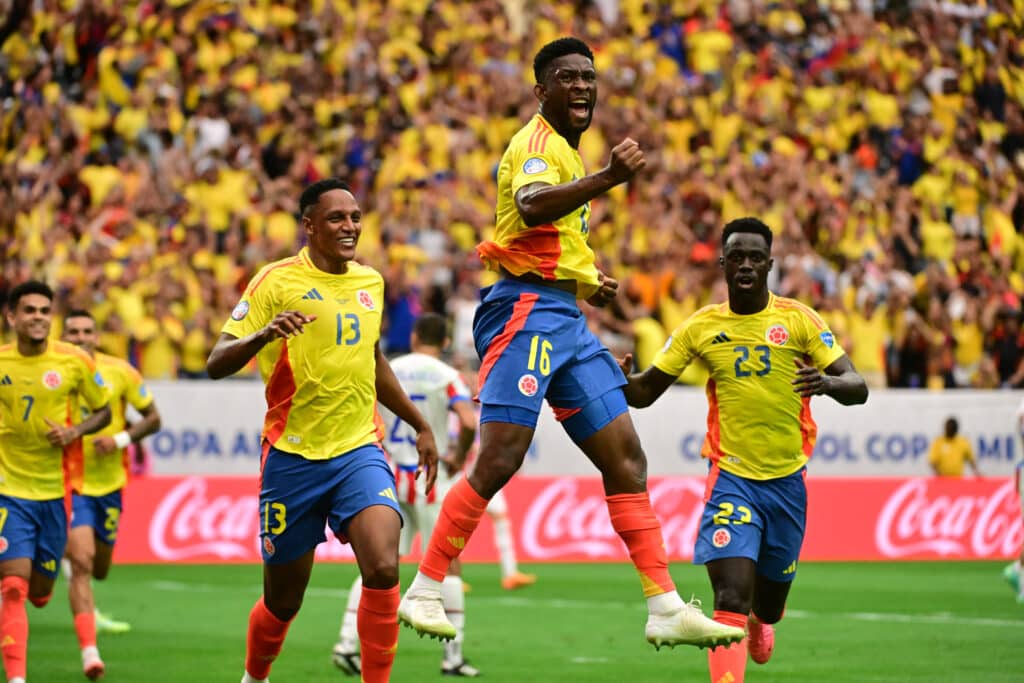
[1,576,29,681]
[421,477,489,582]
[606,493,676,597]
[358,585,400,683]
[244,598,293,680]
[73,611,97,650]
[708,610,748,683]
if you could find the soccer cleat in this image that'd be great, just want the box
[501,571,537,591]
[95,608,131,635]
[748,618,775,664]
[398,590,456,641]
[330,643,361,676]
[442,659,481,677]
[1002,564,1020,594]
[645,600,746,650]
[82,646,105,680]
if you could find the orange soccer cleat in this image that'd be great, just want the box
[501,572,537,591]
[747,616,775,664]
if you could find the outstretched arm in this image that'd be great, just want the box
[615,353,678,408]
[792,355,869,405]
[375,343,439,493]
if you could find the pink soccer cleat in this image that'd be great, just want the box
[748,617,775,664]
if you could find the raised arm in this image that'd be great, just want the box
[792,355,869,406]
[206,311,315,379]
[616,353,679,408]
[374,343,439,493]
[515,138,645,226]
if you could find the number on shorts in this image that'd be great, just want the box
[104,507,121,537]
[0,507,7,534]
[264,502,287,535]
[527,335,553,376]
[713,502,752,526]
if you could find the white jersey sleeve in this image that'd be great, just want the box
[379,353,471,468]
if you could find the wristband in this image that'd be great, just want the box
[113,431,132,449]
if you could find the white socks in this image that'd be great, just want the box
[241,673,268,683]
[441,576,466,665]
[337,575,362,652]
[408,571,443,595]
[646,590,685,616]
[493,516,518,578]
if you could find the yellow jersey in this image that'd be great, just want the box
[0,341,109,500]
[928,435,974,477]
[69,353,154,496]
[653,294,846,480]
[478,113,600,299]
[222,247,384,460]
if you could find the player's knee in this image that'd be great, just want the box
[264,594,302,622]
[70,552,94,576]
[713,584,751,615]
[92,564,110,581]
[753,606,784,624]
[471,447,522,497]
[361,557,400,590]
[29,592,52,608]
[1,576,28,602]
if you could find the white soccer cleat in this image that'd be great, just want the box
[398,590,456,641]
[645,599,746,651]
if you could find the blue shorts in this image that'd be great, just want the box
[0,495,67,579]
[71,491,123,546]
[693,466,807,583]
[259,443,401,564]
[473,279,628,441]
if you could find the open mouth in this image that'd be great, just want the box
[735,274,756,287]
[338,237,357,248]
[569,99,591,119]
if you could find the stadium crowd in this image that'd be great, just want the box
[2,0,1023,389]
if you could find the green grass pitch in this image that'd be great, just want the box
[25,561,1023,682]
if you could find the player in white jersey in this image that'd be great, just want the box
[333,314,480,677]
[1002,397,1024,601]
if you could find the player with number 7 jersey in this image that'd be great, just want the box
[0,281,111,683]
[208,178,439,683]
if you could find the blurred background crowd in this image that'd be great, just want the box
[2,0,1023,389]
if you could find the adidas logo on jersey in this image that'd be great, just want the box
[710,332,731,344]
[301,288,324,301]
[0,375,11,385]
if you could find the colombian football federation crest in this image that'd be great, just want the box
[712,528,731,548]
[357,290,375,311]
[0,537,8,554]
[518,374,539,397]
[43,370,62,389]
[765,325,789,346]
[231,300,249,321]
[263,536,276,556]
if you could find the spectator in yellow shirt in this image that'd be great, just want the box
[928,417,980,477]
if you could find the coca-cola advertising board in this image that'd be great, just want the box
[142,382,1024,477]
[112,476,1023,564]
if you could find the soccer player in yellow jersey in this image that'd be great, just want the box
[0,281,111,683]
[207,178,439,683]
[400,36,745,652]
[617,218,869,683]
[62,309,162,676]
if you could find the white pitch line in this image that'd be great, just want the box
[570,657,610,664]
[144,581,1024,629]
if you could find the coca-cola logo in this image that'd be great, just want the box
[875,479,1023,558]
[520,479,706,559]
[149,478,259,560]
